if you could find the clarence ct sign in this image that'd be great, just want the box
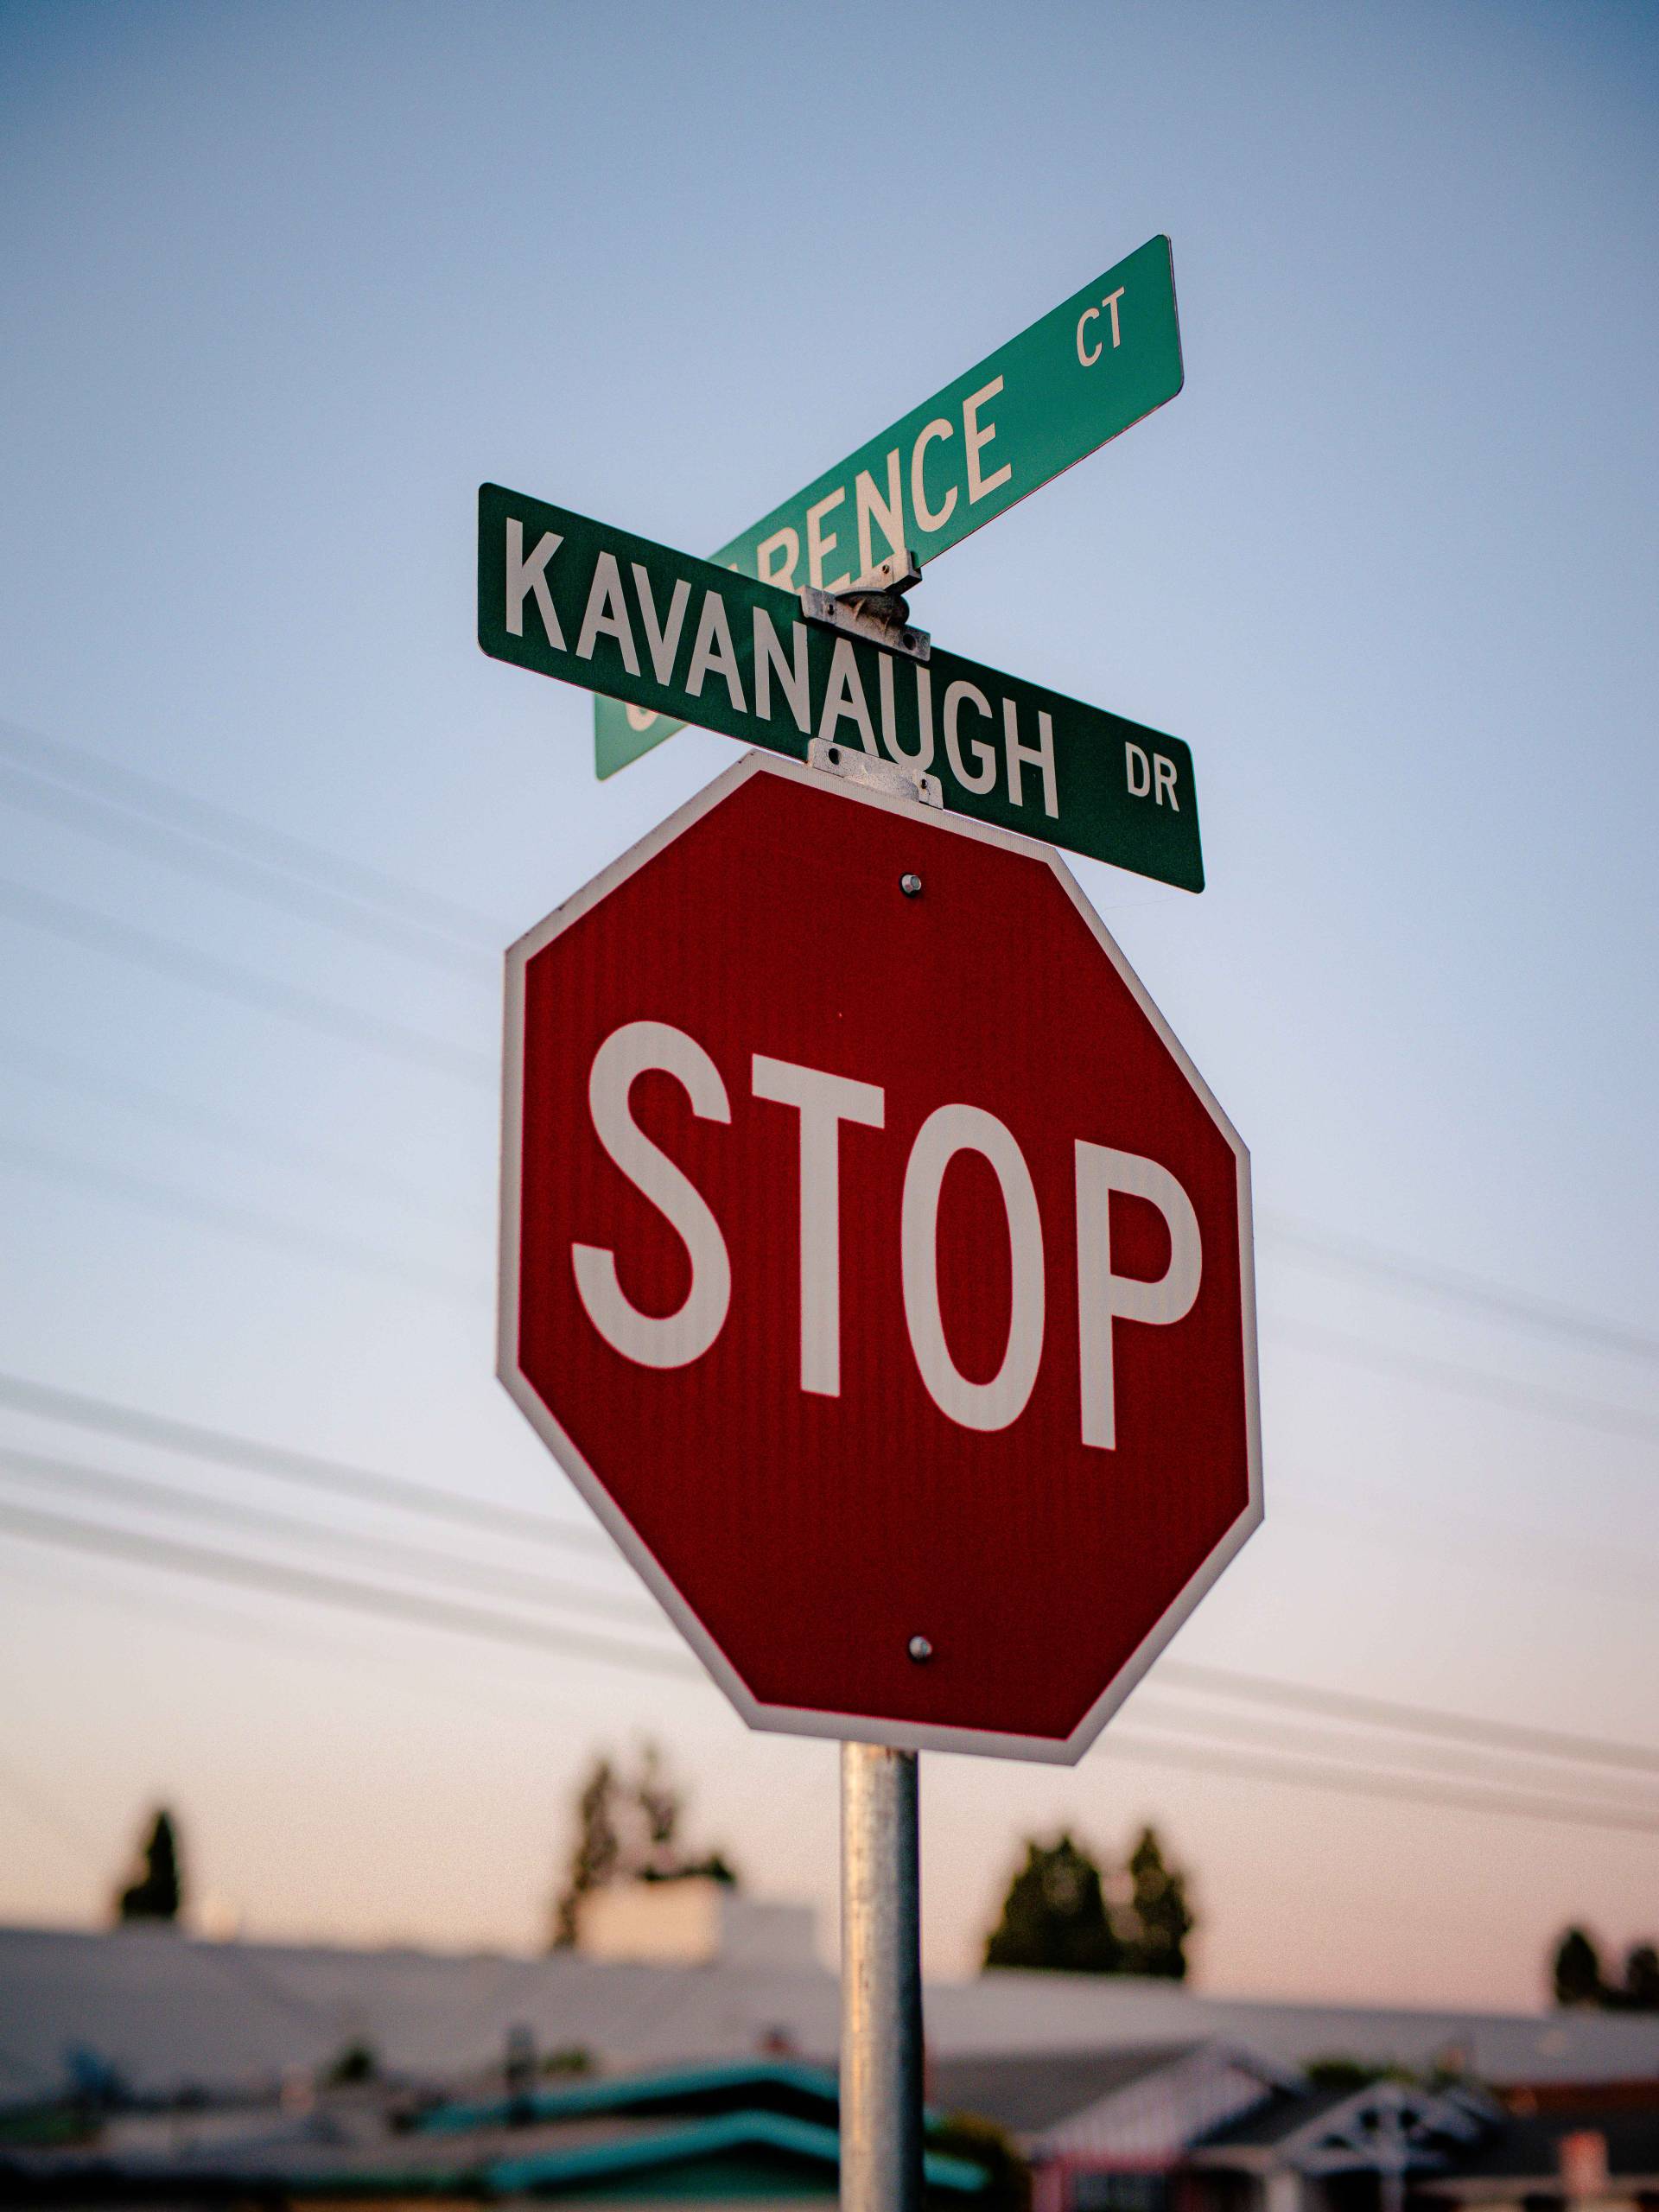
[594,232,1184,775]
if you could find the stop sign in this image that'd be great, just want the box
[500,752,1260,1763]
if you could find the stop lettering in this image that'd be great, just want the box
[500,752,1260,1761]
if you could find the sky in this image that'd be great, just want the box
[0,0,1655,2016]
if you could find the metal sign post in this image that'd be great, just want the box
[484,229,1263,2212]
[841,1743,923,2212]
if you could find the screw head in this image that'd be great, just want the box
[899,873,923,899]
[907,1635,933,1663]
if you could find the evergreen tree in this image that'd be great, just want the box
[983,1834,1124,1973]
[1121,1825,1194,1980]
[1616,1942,1659,2012]
[551,1757,621,1948]
[1552,1926,1605,2007]
[115,1808,183,1924]
[634,1742,684,1878]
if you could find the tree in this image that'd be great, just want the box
[634,1742,684,1878]
[1614,1943,1659,2012]
[550,1744,737,1948]
[983,1834,1124,1973]
[1121,1825,1194,1980]
[115,1808,183,1925]
[1553,1926,1605,2008]
[551,1757,622,1948]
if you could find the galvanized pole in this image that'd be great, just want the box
[840,1742,924,2212]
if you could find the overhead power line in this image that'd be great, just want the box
[0,1497,696,1681]
[0,873,493,1086]
[0,1031,462,1211]
[1103,1730,1659,1838]
[0,1135,485,1305]
[1274,1319,1659,1447]
[1267,1480,1654,1611]
[1128,1694,1659,1811]
[3,1497,1656,1842]
[10,1440,1648,1815]
[1262,1215,1659,1367]
[0,753,493,978]
[0,718,505,948]
[1157,1660,1659,1779]
[0,1368,611,1557]
[0,1445,659,1629]
[3,1366,1656,1778]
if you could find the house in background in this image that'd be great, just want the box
[1415,2107,1659,2212]
[931,2042,1296,2212]
[0,2055,997,2206]
[1184,2076,1497,2212]
[930,2051,1659,2212]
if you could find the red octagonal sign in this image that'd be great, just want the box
[500,753,1261,1763]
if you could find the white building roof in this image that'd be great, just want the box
[2,1922,1656,2104]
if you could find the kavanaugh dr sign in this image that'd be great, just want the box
[479,482,1204,893]
[594,232,1185,776]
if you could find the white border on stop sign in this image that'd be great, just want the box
[498,748,1262,1766]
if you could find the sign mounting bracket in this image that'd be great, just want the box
[802,550,931,664]
[805,735,942,810]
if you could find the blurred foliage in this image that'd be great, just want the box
[982,1823,1193,1978]
[1552,1925,1659,2011]
[325,2040,378,2086]
[928,2110,1030,2212]
[983,1833,1123,1974]
[550,1740,741,1948]
[114,1807,183,1925]
[1123,1825,1193,1978]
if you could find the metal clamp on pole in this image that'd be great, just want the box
[802,550,931,663]
[841,1742,924,2212]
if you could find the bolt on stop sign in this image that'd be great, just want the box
[500,753,1261,1762]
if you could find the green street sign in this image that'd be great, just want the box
[481,484,1202,892]
[594,233,1183,779]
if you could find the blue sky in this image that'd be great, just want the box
[0,0,1654,2005]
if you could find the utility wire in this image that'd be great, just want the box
[1262,1214,1659,1367]
[1,1366,1653,1779]
[0,1445,661,1630]
[1273,1319,1658,1447]
[0,874,494,1086]
[0,753,493,978]
[0,1497,697,1681]
[1267,1481,1654,1610]
[0,718,505,948]
[1126,1694,1659,1810]
[1102,1730,1659,1838]
[0,1368,612,1557]
[4,1497,1656,1840]
[1156,1660,1659,1778]
[7,1433,1651,1811]
[11,1099,1657,1483]
[5,746,1656,1440]
[0,1135,486,1306]
[0,1031,465,1211]
[10,1440,1648,1813]
[10,1102,1659,1462]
